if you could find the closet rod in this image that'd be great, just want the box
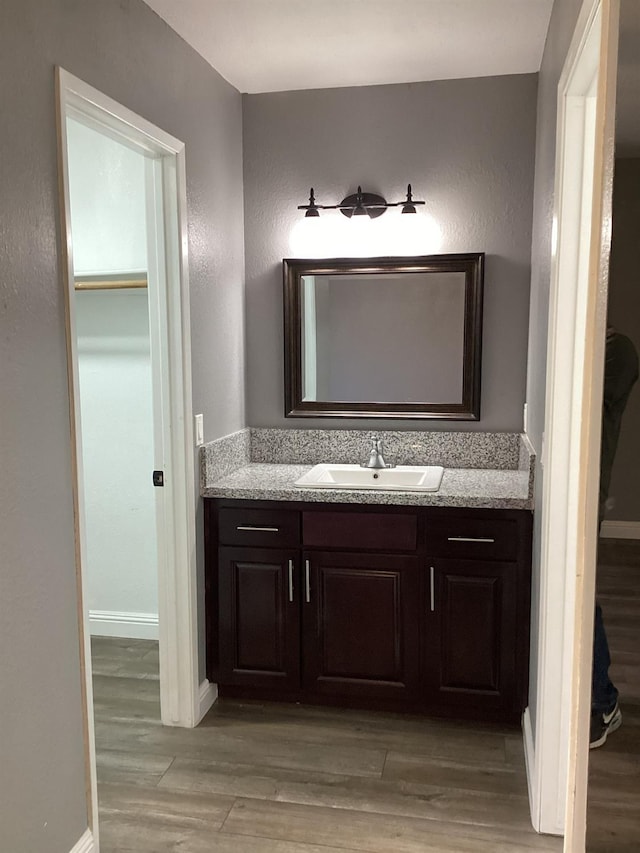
[74,276,148,291]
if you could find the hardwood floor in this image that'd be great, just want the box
[92,636,563,853]
[91,541,639,851]
[586,539,640,853]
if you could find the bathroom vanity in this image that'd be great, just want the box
[205,498,531,722]
[202,429,535,723]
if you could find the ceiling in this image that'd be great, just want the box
[142,0,640,154]
[142,0,555,94]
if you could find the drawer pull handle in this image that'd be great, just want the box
[430,566,435,612]
[236,525,280,533]
[288,559,294,603]
[447,536,495,543]
[305,559,311,603]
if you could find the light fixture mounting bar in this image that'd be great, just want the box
[297,184,425,218]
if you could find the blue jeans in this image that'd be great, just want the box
[592,602,618,714]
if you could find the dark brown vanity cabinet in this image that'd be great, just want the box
[205,499,532,721]
[217,546,300,690]
[212,506,301,690]
[421,513,531,715]
[424,559,519,711]
[303,550,421,701]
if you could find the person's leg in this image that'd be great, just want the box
[590,601,621,747]
[592,601,618,714]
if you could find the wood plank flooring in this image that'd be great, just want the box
[92,637,563,852]
[90,540,639,851]
[586,539,640,853]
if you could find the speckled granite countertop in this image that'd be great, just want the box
[201,462,533,510]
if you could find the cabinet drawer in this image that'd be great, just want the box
[303,510,417,552]
[219,507,300,548]
[425,516,518,561]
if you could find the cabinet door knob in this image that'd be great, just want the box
[430,566,435,612]
[288,559,294,602]
[305,559,311,603]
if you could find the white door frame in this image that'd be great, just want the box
[562,0,619,847]
[525,0,619,841]
[56,68,204,844]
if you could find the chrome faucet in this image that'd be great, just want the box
[361,435,395,469]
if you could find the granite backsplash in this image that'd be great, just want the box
[201,428,534,492]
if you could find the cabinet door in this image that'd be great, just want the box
[218,546,300,689]
[423,559,518,712]
[302,551,420,701]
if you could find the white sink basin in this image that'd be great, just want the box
[295,463,444,492]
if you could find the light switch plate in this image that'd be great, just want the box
[195,413,204,446]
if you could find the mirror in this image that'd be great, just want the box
[283,254,484,419]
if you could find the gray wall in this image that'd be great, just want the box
[606,158,640,523]
[0,1,244,850]
[525,0,584,741]
[243,75,538,430]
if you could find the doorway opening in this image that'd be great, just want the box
[56,69,204,840]
[69,117,159,647]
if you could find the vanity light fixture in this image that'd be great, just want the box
[298,184,425,219]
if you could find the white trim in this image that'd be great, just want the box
[197,679,218,725]
[69,828,96,853]
[89,610,159,640]
[57,67,199,727]
[160,143,200,730]
[599,520,640,539]
[55,70,100,847]
[535,0,604,839]
[532,0,619,848]
[61,73,184,155]
[56,65,201,852]
[562,1,619,850]
[522,708,537,829]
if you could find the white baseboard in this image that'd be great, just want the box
[523,707,538,831]
[197,678,217,724]
[89,609,159,640]
[70,828,95,853]
[600,520,640,539]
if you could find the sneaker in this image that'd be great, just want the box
[590,701,622,749]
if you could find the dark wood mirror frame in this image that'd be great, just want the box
[283,253,484,420]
